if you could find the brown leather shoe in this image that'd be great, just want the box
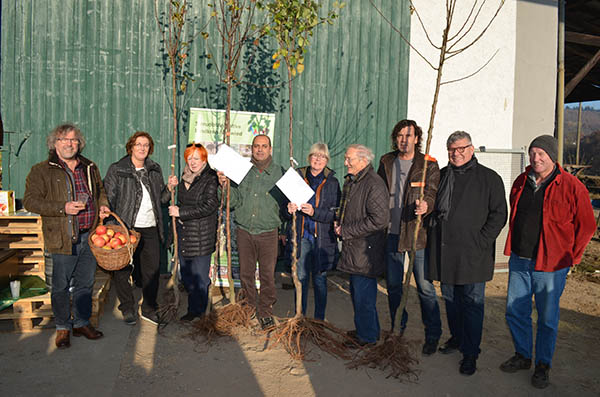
[73,325,103,340]
[55,330,71,349]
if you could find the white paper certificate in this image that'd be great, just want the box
[208,144,253,185]
[276,168,315,206]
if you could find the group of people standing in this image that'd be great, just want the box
[23,121,595,390]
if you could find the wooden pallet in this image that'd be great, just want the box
[0,213,45,281]
[0,270,112,332]
[0,292,53,332]
[90,271,111,328]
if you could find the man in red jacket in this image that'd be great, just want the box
[501,135,596,389]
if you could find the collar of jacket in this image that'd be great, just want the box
[381,150,425,175]
[48,150,93,169]
[523,163,563,187]
[253,158,278,175]
[298,166,335,179]
[346,163,373,183]
[115,155,161,173]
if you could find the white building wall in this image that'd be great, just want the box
[407,0,557,163]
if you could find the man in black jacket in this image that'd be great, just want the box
[336,144,389,346]
[427,131,507,375]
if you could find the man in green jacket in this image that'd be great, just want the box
[218,135,285,329]
[24,123,110,349]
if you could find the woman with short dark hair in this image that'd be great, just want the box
[104,131,171,325]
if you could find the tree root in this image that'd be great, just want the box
[188,298,255,342]
[346,331,419,380]
[265,316,357,361]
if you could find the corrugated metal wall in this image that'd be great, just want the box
[1,0,410,197]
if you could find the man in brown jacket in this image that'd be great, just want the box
[335,144,389,345]
[377,119,442,356]
[24,123,110,349]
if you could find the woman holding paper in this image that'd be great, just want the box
[286,143,341,320]
[168,143,219,321]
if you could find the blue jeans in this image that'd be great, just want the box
[296,238,328,320]
[51,231,97,330]
[180,254,212,316]
[349,274,380,343]
[505,253,569,366]
[385,234,442,342]
[441,282,485,357]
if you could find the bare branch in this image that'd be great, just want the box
[440,49,498,85]
[447,0,478,42]
[447,0,505,56]
[409,0,441,50]
[447,0,485,52]
[369,0,438,70]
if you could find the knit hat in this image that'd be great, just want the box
[529,135,558,162]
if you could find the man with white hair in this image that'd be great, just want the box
[336,144,389,346]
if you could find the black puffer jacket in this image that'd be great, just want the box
[337,164,389,277]
[176,166,219,257]
[427,159,507,284]
[103,155,170,242]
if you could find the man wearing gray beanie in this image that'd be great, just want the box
[500,134,596,389]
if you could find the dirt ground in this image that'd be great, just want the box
[1,243,599,396]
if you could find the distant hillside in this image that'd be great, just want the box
[564,106,600,138]
[564,108,600,171]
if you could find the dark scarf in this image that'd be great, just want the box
[134,167,152,193]
[435,156,478,221]
[251,155,272,172]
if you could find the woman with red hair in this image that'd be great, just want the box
[168,143,219,321]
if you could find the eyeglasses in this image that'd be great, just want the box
[311,153,328,160]
[57,138,79,144]
[447,144,472,154]
[134,143,150,149]
[186,143,203,148]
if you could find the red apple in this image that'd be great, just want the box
[106,228,115,238]
[116,234,127,244]
[100,234,110,243]
[129,234,137,244]
[109,238,122,249]
[95,225,107,235]
[102,245,112,250]
[92,236,106,248]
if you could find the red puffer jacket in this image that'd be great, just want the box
[504,164,596,271]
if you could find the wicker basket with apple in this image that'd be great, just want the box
[88,211,140,271]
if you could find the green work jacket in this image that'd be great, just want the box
[226,160,286,235]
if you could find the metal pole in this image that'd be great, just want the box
[556,0,565,165]
[576,102,582,165]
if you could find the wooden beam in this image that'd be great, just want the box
[565,48,600,97]
[566,31,600,47]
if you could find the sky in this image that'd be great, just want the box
[566,100,600,110]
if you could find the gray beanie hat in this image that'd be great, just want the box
[529,135,558,162]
